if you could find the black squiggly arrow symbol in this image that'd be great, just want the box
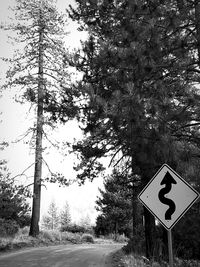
[158,171,177,220]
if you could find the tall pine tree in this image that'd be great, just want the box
[2,0,74,236]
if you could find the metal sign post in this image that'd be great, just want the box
[168,229,173,267]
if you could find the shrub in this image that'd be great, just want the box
[0,238,12,251]
[17,226,30,236]
[39,230,64,243]
[51,230,61,241]
[17,214,31,228]
[39,230,55,242]
[81,233,94,243]
[61,231,81,243]
[60,224,85,233]
[0,218,19,237]
[115,234,129,243]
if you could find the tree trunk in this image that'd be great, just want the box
[130,157,141,252]
[195,0,200,66]
[132,185,137,237]
[115,221,118,240]
[144,207,156,259]
[29,11,44,237]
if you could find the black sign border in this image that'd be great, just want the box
[138,163,200,231]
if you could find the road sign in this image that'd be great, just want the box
[138,164,200,230]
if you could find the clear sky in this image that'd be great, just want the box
[0,0,106,225]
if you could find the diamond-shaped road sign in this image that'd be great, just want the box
[138,164,200,230]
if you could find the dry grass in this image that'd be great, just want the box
[0,228,90,252]
[0,235,37,252]
[122,254,161,267]
[0,227,98,251]
[121,253,200,267]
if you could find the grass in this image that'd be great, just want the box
[0,228,95,253]
[122,254,160,267]
[0,235,37,251]
[119,252,200,267]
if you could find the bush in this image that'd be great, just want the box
[60,224,85,234]
[114,234,129,243]
[17,226,30,236]
[0,238,13,251]
[0,219,19,237]
[124,236,145,255]
[39,230,82,243]
[39,230,55,242]
[61,231,81,243]
[39,230,61,242]
[54,231,62,241]
[81,233,94,243]
[17,214,31,228]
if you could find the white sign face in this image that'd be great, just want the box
[138,164,199,230]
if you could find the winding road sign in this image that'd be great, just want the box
[138,164,200,230]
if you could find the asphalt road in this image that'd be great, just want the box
[0,243,123,267]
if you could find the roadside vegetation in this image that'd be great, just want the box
[118,252,200,267]
[0,227,95,253]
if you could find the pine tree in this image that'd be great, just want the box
[95,169,133,237]
[0,143,31,227]
[2,0,72,236]
[60,201,71,227]
[0,172,31,227]
[79,214,92,230]
[42,200,59,230]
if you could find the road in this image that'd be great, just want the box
[0,243,123,267]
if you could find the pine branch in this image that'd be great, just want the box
[11,162,35,180]
[12,127,35,143]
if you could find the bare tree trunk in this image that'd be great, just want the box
[142,168,156,259]
[131,184,137,237]
[29,11,44,237]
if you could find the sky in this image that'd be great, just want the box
[0,0,107,225]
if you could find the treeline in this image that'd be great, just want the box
[1,0,200,262]
[41,199,93,234]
